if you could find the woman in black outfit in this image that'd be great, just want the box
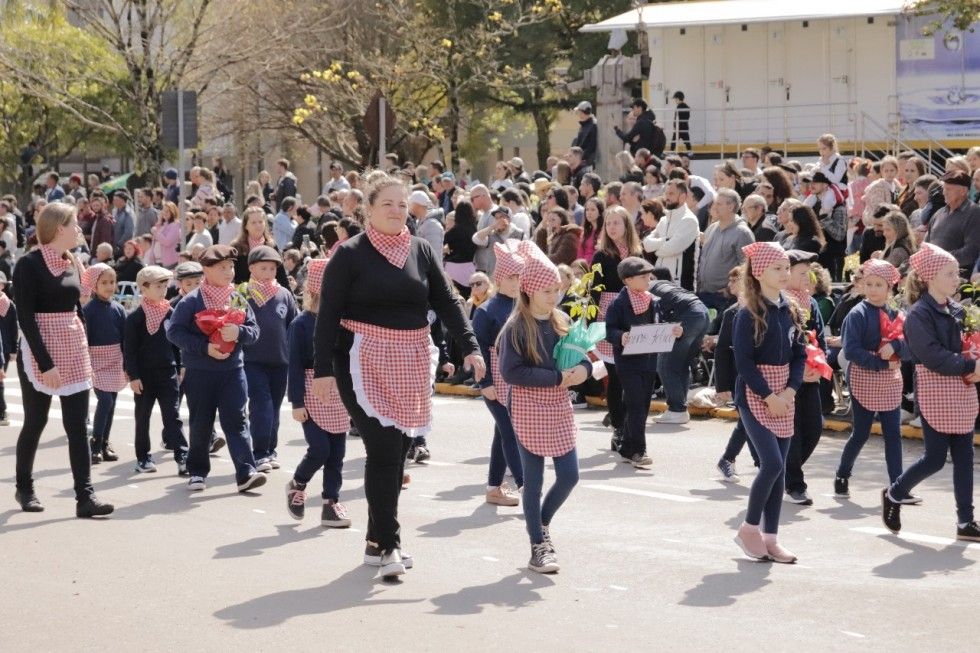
[443,199,478,298]
[312,174,485,579]
[230,206,290,286]
[784,206,825,255]
[114,239,145,283]
[290,206,320,250]
[14,203,114,517]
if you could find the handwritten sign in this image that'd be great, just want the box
[622,323,679,355]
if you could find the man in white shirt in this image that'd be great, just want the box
[218,203,242,245]
[643,179,700,290]
[321,161,351,195]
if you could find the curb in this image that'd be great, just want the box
[435,384,980,446]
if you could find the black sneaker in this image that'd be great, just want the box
[209,435,226,454]
[91,450,103,465]
[379,549,405,579]
[786,490,813,505]
[348,425,360,438]
[134,458,157,473]
[406,445,417,461]
[364,542,414,569]
[956,521,980,542]
[237,472,267,493]
[15,489,44,512]
[286,480,306,520]
[717,458,740,483]
[0,412,9,426]
[175,451,189,477]
[834,477,849,498]
[881,488,902,534]
[76,496,114,518]
[602,412,612,427]
[528,542,559,574]
[321,500,352,528]
[414,446,431,464]
[610,428,623,452]
[101,443,119,462]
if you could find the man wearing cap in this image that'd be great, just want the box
[615,98,663,158]
[508,157,532,185]
[163,168,180,204]
[472,207,524,275]
[437,173,458,215]
[166,244,265,493]
[925,170,980,272]
[409,190,444,265]
[571,101,598,167]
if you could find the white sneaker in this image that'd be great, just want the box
[656,410,690,424]
[187,476,206,491]
[379,549,406,579]
[900,409,915,424]
[909,416,922,428]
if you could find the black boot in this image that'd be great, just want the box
[15,489,44,512]
[76,495,114,518]
[90,438,102,464]
[101,442,119,462]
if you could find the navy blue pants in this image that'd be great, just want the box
[739,404,792,534]
[619,369,656,458]
[92,389,117,449]
[605,362,625,429]
[656,309,709,412]
[134,368,187,461]
[722,418,760,467]
[836,399,903,483]
[293,421,346,501]
[244,362,287,461]
[483,397,524,488]
[890,417,975,524]
[183,368,257,483]
[784,381,822,494]
[518,441,579,545]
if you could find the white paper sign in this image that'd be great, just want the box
[622,323,678,355]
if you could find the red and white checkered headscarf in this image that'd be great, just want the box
[366,224,411,269]
[141,297,170,335]
[742,241,788,279]
[40,245,71,277]
[81,263,113,297]
[517,240,560,294]
[861,259,900,287]
[492,239,525,284]
[200,281,234,310]
[627,288,652,315]
[908,242,956,283]
[306,258,329,297]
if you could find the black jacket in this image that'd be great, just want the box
[615,110,662,156]
[572,117,598,165]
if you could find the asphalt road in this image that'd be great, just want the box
[0,375,976,652]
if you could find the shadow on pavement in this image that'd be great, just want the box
[213,523,326,559]
[416,503,523,538]
[871,536,976,580]
[213,566,424,628]
[679,559,773,607]
[428,569,554,615]
[431,482,486,502]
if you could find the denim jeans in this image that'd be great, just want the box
[91,389,117,449]
[619,370,655,458]
[183,367,257,483]
[739,405,792,534]
[134,368,187,461]
[293,421,346,501]
[244,362,288,461]
[656,309,709,412]
[518,440,579,545]
[483,397,524,488]
[890,417,975,524]
[784,382,823,494]
[836,399,903,483]
[722,418,760,467]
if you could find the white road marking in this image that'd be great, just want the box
[584,483,703,503]
[252,509,266,514]
[841,631,866,639]
[609,585,628,591]
[481,556,499,562]
[851,526,980,550]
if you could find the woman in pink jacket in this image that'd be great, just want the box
[150,201,182,269]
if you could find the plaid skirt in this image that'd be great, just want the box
[21,312,92,396]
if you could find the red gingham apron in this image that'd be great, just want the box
[341,319,437,437]
[848,364,902,412]
[90,344,128,392]
[915,364,978,434]
[304,369,350,434]
[595,291,618,363]
[745,364,795,437]
[510,384,576,457]
[489,345,510,407]
[21,312,92,396]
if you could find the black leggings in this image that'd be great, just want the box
[15,352,94,501]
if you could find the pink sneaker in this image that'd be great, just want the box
[734,522,768,559]
[763,533,797,564]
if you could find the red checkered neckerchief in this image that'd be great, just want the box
[615,241,630,261]
[248,278,279,307]
[248,236,265,251]
[786,288,811,311]
[627,288,652,315]
[141,297,170,334]
[200,281,234,310]
[0,292,9,317]
[40,245,71,276]
[366,224,411,269]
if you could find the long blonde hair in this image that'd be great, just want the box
[498,290,569,366]
[741,260,804,346]
[597,205,641,258]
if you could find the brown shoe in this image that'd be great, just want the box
[486,486,519,507]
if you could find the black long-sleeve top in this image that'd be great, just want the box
[313,233,479,377]
[12,250,83,373]
[123,305,182,380]
[590,249,626,309]
[714,303,738,393]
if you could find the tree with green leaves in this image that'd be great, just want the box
[909,0,980,33]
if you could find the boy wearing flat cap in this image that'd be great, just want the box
[166,245,265,493]
[243,245,297,471]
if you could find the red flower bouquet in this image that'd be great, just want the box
[805,330,833,380]
[878,310,905,361]
[961,303,980,385]
[195,308,246,354]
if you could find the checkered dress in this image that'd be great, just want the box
[848,364,902,412]
[510,385,576,457]
[90,344,128,392]
[304,369,351,433]
[745,364,795,437]
[595,291,618,363]
[915,364,978,434]
[21,312,93,396]
[341,319,437,437]
[489,345,510,407]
